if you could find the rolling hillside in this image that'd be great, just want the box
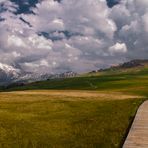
[0,60,147,147]
[0,90,144,148]
[6,59,148,96]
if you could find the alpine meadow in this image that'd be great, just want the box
[0,0,148,148]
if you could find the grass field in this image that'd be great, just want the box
[0,66,147,147]
[0,91,145,148]
[7,68,148,96]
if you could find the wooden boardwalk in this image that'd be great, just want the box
[123,101,148,148]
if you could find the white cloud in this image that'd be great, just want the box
[0,0,148,74]
[142,13,148,32]
[28,34,52,50]
[22,0,116,39]
[8,35,26,47]
[109,42,127,54]
[40,60,49,67]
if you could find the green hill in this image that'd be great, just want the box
[0,60,147,147]
[6,59,148,96]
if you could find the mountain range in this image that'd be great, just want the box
[0,63,77,86]
[0,59,148,86]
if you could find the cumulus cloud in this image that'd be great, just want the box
[110,0,148,59]
[109,42,127,54]
[20,0,118,72]
[0,0,148,74]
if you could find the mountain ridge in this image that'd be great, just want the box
[3,59,148,92]
[88,59,148,74]
[0,59,148,86]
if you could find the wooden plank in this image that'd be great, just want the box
[123,101,148,148]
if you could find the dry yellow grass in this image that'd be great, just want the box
[0,90,144,102]
[0,90,145,147]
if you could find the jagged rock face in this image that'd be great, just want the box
[0,69,10,82]
[0,63,51,85]
[0,64,21,85]
[49,71,77,79]
[0,63,78,86]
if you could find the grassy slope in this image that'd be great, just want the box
[0,92,144,148]
[0,66,147,148]
[7,67,148,96]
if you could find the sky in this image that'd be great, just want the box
[0,0,148,74]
